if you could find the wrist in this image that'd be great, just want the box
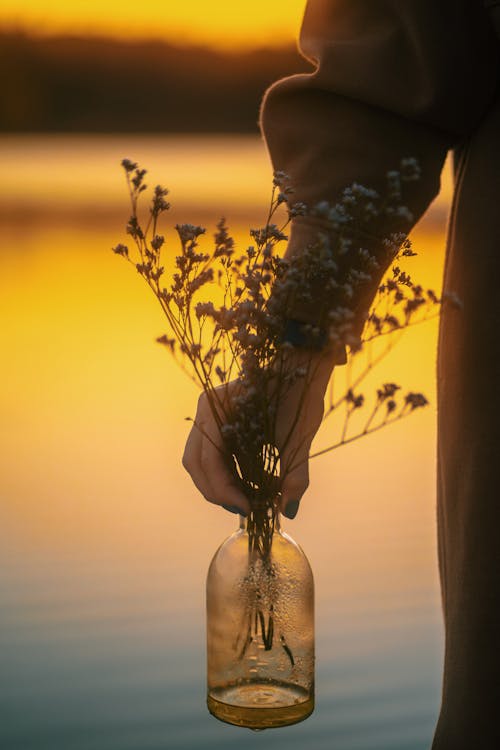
[277,333,339,394]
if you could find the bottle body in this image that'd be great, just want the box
[206,517,314,729]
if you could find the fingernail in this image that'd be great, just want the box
[283,499,300,520]
[222,504,247,517]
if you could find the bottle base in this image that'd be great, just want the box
[207,680,314,729]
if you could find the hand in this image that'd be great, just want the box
[182,349,336,519]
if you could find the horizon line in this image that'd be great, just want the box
[0,22,300,54]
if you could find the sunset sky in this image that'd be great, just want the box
[0,0,307,49]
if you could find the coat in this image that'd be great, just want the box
[260,3,500,748]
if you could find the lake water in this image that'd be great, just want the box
[0,135,452,750]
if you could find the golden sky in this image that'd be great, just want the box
[1,0,307,49]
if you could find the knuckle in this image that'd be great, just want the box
[181,451,193,473]
[196,392,207,415]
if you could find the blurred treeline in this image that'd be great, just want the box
[1,31,311,132]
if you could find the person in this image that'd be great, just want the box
[183,2,500,746]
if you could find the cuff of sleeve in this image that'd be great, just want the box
[282,318,348,364]
[282,318,328,349]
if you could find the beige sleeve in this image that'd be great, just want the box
[260,1,499,327]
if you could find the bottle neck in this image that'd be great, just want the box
[239,512,282,533]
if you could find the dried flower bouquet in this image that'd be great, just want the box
[113,157,444,658]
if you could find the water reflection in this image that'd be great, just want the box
[0,135,447,749]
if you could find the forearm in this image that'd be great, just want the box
[260,0,499,330]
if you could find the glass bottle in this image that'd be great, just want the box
[206,512,314,730]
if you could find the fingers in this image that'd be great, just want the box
[279,441,310,520]
[201,417,250,516]
[277,399,321,520]
[182,419,218,505]
[182,393,250,516]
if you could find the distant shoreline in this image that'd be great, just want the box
[0,30,310,133]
